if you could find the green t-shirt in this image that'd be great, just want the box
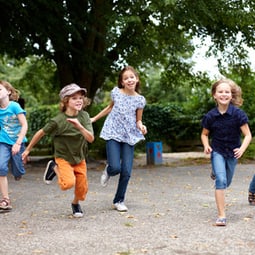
[43,111,93,165]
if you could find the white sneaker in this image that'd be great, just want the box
[100,165,110,187]
[113,202,128,212]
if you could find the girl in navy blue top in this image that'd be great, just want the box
[201,79,252,226]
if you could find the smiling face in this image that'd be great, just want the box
[121,70,139,92]
[213,82,232,106]
[66,92,84,113]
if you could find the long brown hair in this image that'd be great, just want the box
[117,66,141,93]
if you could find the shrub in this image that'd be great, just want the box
[142,103,202,151]
[26,104,59,155]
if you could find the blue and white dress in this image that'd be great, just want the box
[100,87,146,146]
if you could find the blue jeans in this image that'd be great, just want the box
[0,142,26,177]
[106,139,134,204]
[211,151,237,189]
[249,174,255,193]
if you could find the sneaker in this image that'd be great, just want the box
[72,203,84,218]
[43,160,56,184]
[100,165,110,187]
[113,202,128,212]
[14,176,22,181]
[248,192,255,205]
[210,171,216,180]
[215,218,226,226]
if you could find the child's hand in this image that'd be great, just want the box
[141,125,147,135]
[90,117,96,123]
[66,118,82,129]
[137,121,147,135]
[204,145,212,154]
[12,143,21,155]
[233,148,244,159]
[22,150,30,164]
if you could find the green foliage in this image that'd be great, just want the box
[16,57,59,107]
[182,73,215,115]
[26,104,59,155]
[0,55,58,108]
[142,104,202,151]
[0,0,194,101]
[219,64,255,135]
[175,0,255,66]
[87,104,107,159]
[0,0,255,107]
[244,139,255,160]
[0,1,255,157]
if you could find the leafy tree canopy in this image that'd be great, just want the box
[174,0,255,69]
[0,0,254,102]
[0,55,58,106]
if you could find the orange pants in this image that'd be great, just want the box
[55,158,88,201]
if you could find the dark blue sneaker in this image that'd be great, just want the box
[72,203,84,218]
[43,160,56,184]
[14,176,22,181]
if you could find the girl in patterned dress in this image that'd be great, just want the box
[91,66,147,211]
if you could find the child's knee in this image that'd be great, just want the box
[108,165,121,175]
[216,178,227,189]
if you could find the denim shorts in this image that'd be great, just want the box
[0,142,26,177]
[211,150,237,189]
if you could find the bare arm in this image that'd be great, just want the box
[136,108,147,135]
[201,128,212,154]
[90,101,114,123]
[233,123,252,159]
[22,129,45,162]
[12,113,28,155]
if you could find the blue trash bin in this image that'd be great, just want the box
[146,142,163,165]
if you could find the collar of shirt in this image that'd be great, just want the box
[212,103,235,116]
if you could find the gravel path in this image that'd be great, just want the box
[1,153,254,255]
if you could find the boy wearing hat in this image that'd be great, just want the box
[22,84,94,217]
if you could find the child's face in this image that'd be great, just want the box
[213,83,232,106]
[0,84,10,101]
[66,92,84,111]
[121,70,139,91]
